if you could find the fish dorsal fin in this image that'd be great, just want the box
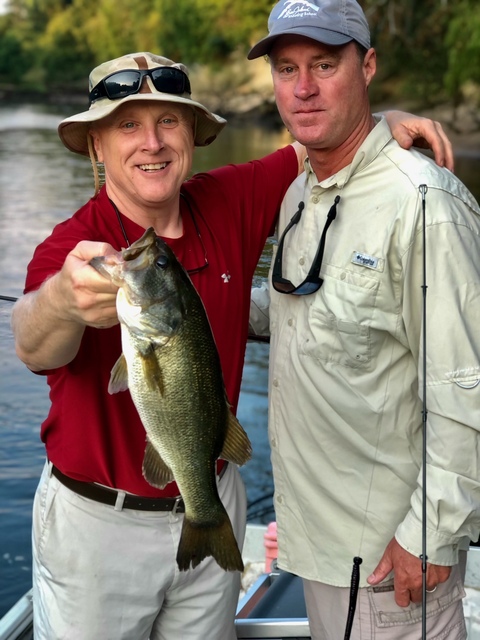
[108,354,129,394]
[219,410,252,466]
[142,440,174,489]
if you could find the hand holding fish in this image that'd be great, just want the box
[367,537,451,606]
[61,240,120,329]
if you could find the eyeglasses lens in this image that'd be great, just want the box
[104,71,142,99]
[151,68,190,94]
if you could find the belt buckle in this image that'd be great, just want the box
[172,496,183,515]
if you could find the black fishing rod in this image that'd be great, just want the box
[343,187,431,640]
[3,297,272,347]
[419,184,429,640]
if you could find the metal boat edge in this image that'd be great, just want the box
[0,590,33,640]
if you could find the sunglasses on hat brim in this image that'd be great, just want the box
[89,67,191,106]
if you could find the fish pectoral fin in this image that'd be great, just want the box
[108,354,129,394]
[139,345,164,394]
[219,410,252,466]
[142,441,174,489]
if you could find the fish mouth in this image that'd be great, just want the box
[138,162,168,172]
[89,252,126,286]
[90,228,167,306]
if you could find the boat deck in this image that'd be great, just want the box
[2,526,480,639]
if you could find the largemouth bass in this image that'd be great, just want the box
[90,227,251,572]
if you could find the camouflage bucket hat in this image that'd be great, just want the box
[58,52,226,156]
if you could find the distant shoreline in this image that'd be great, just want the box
[1,87,479,156]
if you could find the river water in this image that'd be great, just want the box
[0,102,479,616]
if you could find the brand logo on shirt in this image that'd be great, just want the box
[351,251,379,270]
[221,271,231,283]
[278,0,319,20]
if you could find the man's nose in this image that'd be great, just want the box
[142,126,166,153]
[294,70,319,99]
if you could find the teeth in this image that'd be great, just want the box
[139,163,167,171]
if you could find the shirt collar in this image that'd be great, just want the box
[304,115,392,190]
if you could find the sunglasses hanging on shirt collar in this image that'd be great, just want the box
[272,195,340,295]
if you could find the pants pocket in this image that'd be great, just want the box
[33,462,60,562]
[367,572,466,638]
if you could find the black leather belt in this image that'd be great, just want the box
[51,463,228,512]
[51,464,186,512]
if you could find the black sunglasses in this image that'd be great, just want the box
[89,67,192,105]
[272,195,340,295]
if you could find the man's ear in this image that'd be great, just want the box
[363,48,377,87]
[89,129,103,162]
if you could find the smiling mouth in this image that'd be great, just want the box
[139,162,168,172]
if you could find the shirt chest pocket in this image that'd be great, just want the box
[300,269,380,370]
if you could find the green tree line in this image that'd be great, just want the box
[0,0,479,108]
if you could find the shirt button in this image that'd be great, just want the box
[312,196,319,204]
[271,438,277,448]
[340,272,346,280]
[273,379,279,387]
[277,495,283,504]
[299,257,305,265]
[287,318,293,326]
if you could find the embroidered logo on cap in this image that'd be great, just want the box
[278,0,320,19]
[351,251,380,270]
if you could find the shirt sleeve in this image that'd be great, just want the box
[249,281,270,336]
[24,218,92,294]
[395,186,480,565]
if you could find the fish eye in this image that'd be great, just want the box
[156,255,169,269]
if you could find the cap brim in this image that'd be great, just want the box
[58,92,226,156]
[247,27,353,59]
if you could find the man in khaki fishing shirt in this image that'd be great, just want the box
[248,0,480,638]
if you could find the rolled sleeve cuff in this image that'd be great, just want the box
[395,510,465,566]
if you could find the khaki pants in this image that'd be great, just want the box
[304,555,467,640]
[32,461,246,640]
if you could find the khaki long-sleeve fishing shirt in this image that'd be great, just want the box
[267,117,480,586]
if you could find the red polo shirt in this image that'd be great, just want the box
[24,146,297,496]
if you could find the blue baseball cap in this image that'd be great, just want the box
[248,0,371,59]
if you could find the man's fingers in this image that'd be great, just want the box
[395,586,415,607]
[418,120,455,172]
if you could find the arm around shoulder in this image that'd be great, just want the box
[291,141,307,176]
[381,110,454,171]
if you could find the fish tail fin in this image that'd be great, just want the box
[176,512,244,573]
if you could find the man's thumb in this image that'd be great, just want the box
[367,555,392,585]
